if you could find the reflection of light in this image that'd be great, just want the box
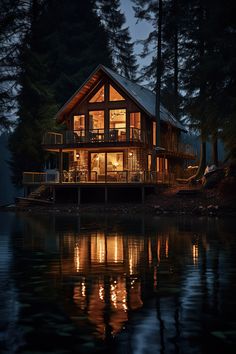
[91,233,105,263]
[82,282,86,297]
[157,239,160,263]
[165,237,169,258]
[111,284,117,308]
[192,244,199,265]
[73,279,86,310]
[99,284,104,301]
[114,236,118,262]
[110,279,127,312]
[148,239,152,264]
[129,255,133,275]
[128,241,144,275]
[74,243,80,272]
[154,266,157,289]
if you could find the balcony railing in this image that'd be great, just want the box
[42,128,143,145]
[161,142,195,157]
[23,170,174,185]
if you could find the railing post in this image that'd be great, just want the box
[59,148,63,183]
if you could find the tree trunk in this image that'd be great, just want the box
[173,0,179,120]
[212,135,218,166]
[152,0,163,171]
[196,138,206,178]
[155,0,163,148]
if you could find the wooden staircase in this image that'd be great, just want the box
[16,185,53,207]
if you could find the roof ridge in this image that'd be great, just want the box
[101,65,155,96]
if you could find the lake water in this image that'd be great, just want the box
[0,212,236,354]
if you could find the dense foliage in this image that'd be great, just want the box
[132,0,236,166]
[96,0,138,80]
[5,0,112,185]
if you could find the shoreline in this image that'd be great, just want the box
[1,184,236,217]
[1,202,236,217]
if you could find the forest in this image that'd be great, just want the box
[0,0,236,185]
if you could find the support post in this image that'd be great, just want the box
[104,186,108,204]
[58,148,63,183]
[52,187,55,204]
[142,186,145,204]
[78,187,81,206]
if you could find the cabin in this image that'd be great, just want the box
[22,65,195,204]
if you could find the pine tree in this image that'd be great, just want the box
[9,0,58,185]
[0,0,29,131]
[43,0,112,106]
[96,0,138,80]
[132,0,185,119]
[9,0,112,185]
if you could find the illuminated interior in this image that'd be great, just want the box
[130,112,141,140]
[74,115,85,138]
[91,153,105,176]
[156,157,168,172]
[153,121,156,145]
[90,152,124,176]
[109,109,126,141]
[89,85,105,102]
[109,85,125,101]
[89,111,104,140]
[107,153,123,171]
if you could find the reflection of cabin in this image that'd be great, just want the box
[22,65,195,203]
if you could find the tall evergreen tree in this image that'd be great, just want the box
[9,0,112,185]
[132,0,185,119]
[42,0,112,105]
[96,0,138,80]
[0,0,29,131]
[9,0,57,185]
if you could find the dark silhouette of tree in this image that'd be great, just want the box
[96,0,138,79]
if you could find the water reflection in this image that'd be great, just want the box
[1,213,236,353]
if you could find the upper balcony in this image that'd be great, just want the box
[42,128,144,147]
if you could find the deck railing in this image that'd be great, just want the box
[23,170,174,185]
[42,128,143,145]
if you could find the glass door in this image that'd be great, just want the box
[90,153,105,181]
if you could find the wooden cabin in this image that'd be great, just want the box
[22,65,195,203]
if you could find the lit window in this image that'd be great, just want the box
[74,115,85,138]
[109,109,126,141]
[74,115,85,131]
[153,121,156,145]
[107,152,123,171]
[109,85,125,101]
[156,157,160,172]
[130,112,141,140]
[165,158,168,171]
[148,154,152,171]
[89,111,104,141]
[89,86,105,103]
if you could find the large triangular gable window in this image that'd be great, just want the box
[109,85,125,101]
[89,85,105,103]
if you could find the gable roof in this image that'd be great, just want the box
[56,64,186,131]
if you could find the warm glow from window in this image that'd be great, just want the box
[107,152,123,171]
[165,158,168,171]
[74,115,85,133]
[109,85,125,101]
[89,85,105,102]
[109,109,126,141]
[148,154,152,171]
[130,112,141,140]
[91,233,106,263]
[192,244,199,265]
[156,157,160,172]
[89,111,104,130]
[153,121,156,145]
